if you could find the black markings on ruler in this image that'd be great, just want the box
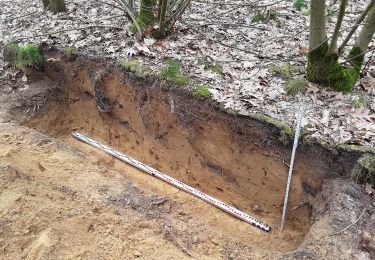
[72,132,271,232]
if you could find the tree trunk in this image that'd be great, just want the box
[354,6,375,52]
[42,0,50,9]
[43,0,67,13]
[157,0,168,38]
[130,0,157,33]
[307,0,358,92]
[338,0,375,54]
[309,0,327,50]
[348,6,375,68]
[50,0,67,13]
[328,0,347,54]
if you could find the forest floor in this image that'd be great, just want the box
[0,0,375,259]
[1,0,375,147]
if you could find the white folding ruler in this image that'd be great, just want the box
[72,132,272,232]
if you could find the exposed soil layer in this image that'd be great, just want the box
[6,53,367,257]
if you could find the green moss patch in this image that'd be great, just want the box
[348,45,365,69]
[284,78,307,96]
[338,144,375,154]
[120,58,151,77]
[160,58,189,86]
[307,41,360,92]
[192,85,212,98]
[352,154,375,186]
[3,43,43,70]
[3,43,20,65]
[255,114,293,137]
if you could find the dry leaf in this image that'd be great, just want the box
[365,183,374,196]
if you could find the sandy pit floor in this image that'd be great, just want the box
[0,55,374,259]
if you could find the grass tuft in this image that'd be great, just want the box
[160,58,189,86]
[294,0,306,11]
[16,44,43,70]
[120,58,151,77]
[307,41,360,92]
[63,47,77,60]
[192,85,212,98]
[3,43,20,65]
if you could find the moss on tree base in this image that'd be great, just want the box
[306,41,363,92]
[130,0,156,33]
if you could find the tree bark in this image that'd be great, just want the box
[42,0,50,9]
[158,0,168,38]
[355,6,375,51]
[131,0,156,32]
[328,0,347,54]
[50,0,67,13]
[338,0,375,54]
[43,0,67,13]
[347,5,375,68]
[309,0,327,50]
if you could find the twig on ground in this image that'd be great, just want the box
[153,198,168,206]
[329,208,367,236]
[163,219,193,257]
[290,201,309,211]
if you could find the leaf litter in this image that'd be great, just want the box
[0,0,374,147]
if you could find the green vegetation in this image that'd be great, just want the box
[255,114,293,138]
[284,78,307,96]
[353,95,372,109]
[198,57,223,74]
[347,45,365,69]
[268,64,306,96]
[63,47,77,60]
[268,64,300,78]
[160,58,189,86]
[3,43,20,65]
[353,154,375,186]
[252,10,277,23]
[119,58,151,77]
[307,41,360,92]
[3,43,42,70]
[294,0,306,11]
[130,0,156,33]
[16,44,43,70]
[192,85,212,98]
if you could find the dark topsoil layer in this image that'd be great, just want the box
[6,50,375,258]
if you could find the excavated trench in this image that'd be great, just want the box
[15,54,363,254]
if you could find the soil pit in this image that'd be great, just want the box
[18,56,333,254]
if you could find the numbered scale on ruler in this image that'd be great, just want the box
[72,132,272,232]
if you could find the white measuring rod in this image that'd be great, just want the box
[72,132,272,232]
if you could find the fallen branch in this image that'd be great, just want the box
[290,201,309,211]
[329,208,367,236]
